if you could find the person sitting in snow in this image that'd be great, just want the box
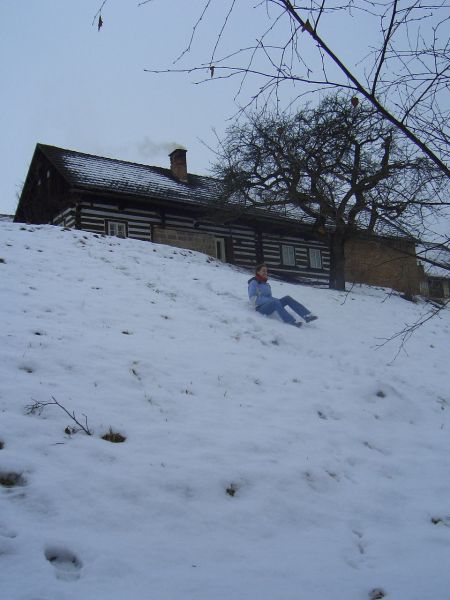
[248,263,318,328]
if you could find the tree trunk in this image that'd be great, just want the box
[329,232,346,291]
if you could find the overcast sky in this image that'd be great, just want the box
[0,0,371,216]
[0,1,261,215]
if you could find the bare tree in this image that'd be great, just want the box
[95,0,449,287]
[95,0,449,178]
[213,94,447,290]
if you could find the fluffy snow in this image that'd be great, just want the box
[1,222,450,600]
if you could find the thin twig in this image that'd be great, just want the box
[376,298,449,361]
[25,397,93,436]
[92,0,108,26]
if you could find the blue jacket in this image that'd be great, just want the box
[248,277,273,308]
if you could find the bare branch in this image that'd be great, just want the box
[97,0,450,177]
[210,0,238,66]
[25,397,93,436]
[371,0,400,95]
[174,0,214,64]
[376,299,449,360]
[92,0,108,26]
[279,0,450,176]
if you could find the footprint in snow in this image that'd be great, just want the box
[44,546,82,581]
[0,536,16,557]
[317,408,341,421]
[363,441,389,455]
[0,525,17,539]
[344,530,371,570]
[352,529,366,555]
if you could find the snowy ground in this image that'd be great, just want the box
[1,222,450,600]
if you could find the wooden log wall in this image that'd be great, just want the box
[79,202,154,241]
[261,232,330,285]
[52,207,76,228]
[57,199,330,285]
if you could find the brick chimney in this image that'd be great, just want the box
[169,148,188,183]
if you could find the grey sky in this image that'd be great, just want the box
[0,1,255,215]
[0,0,376,217]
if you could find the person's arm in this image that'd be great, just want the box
[248,279,258,306]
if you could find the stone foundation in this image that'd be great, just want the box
[153,226,216,257]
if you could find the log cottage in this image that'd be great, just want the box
[15,144,331,285]
[15,143,427,294]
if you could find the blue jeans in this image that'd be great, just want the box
[256,296,310,325]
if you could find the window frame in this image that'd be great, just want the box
[281,243,296,267]
[308,248,323,270]
[215,237,226,262]
[107,220,128,239]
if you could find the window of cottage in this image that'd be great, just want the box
[215,238,226,261]
[309,248,323,269]
[108,221,127,238]
[281,244,296,266]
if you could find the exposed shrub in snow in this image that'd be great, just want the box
[226,483,238,497]
[431,517,450,526]
[102,428,126,443]
[0,472,26,488]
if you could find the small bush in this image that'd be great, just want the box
[226,483,238,497]
[64,426,78,435]
[0,472,26,488]
[431,516,450,526]
[102,428,126,443]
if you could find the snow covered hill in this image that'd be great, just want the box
[1,222,450,600]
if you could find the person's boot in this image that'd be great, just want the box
[304,314,318,323]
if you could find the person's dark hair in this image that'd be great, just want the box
[255,263,267,274]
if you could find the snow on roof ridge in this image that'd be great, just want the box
[37,142,216,183]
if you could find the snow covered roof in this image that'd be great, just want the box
[34,144,416,240]
[36,144,319,229]
[38,144,221,207]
